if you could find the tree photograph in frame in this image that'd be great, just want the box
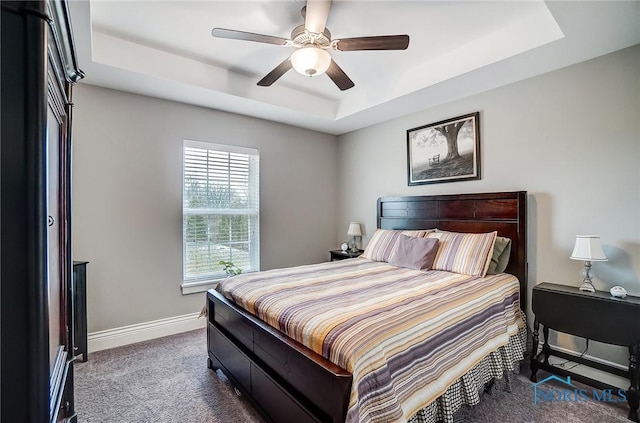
[407,112,480,186]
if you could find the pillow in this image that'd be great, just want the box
[426,231,497,277]
[388,235,440,271]
[401,229,434,238]
[362,229,434,262]
[487,236,512,275]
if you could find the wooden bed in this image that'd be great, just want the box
[207,191,527,423]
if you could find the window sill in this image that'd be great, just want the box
[181,270,257,295]
[181,279,223,295]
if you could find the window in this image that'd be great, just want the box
[182,140,259,293]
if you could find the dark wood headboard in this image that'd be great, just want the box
[377,191,527,310]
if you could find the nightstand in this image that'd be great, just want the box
[530,282,640,421]
[73,261,89,362]
[330,249,363,261]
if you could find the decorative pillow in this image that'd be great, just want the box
[362,229,434,262]
[388,235,440,271]
[487,236,512,275]
[426,231,497,277]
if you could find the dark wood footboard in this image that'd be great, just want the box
[207,289,352,423]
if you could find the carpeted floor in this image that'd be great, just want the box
[75,328,631,423]
[75,329,263,423]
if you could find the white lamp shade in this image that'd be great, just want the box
[570,235,607,261]
[291,47,331,77]
[347,222,362,237]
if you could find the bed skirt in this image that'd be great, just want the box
[408,317,528,423]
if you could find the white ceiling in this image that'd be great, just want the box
[69,1,640,135]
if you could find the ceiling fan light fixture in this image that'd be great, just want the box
[291,46,331,77]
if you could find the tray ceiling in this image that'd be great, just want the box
[69,1,640,135]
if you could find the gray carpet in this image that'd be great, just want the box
[75,328,631,423]
[75,329,263,423]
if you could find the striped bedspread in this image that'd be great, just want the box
[217,258,524,423]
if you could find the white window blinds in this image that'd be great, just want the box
[182,140,259,283]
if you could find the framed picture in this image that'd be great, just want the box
[407,112,480,186]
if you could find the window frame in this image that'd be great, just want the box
[181,139,260,294]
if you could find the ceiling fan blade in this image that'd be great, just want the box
[257,58,293,87]
[326,59,354,91]
[305,0,332,34]
[335,35,410,51]
[211,28,289,46]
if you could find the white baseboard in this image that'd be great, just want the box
[87,312,207,353]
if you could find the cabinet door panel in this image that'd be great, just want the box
[47,104,63,369]
[47,73,72,423]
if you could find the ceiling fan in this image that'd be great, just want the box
[211,0,409,91]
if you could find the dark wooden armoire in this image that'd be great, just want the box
[1,1,84,421]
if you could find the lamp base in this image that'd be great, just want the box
[349,235,359,253]
[579,281,596,293]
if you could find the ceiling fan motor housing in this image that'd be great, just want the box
[291,24,331,48]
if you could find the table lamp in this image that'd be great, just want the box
[347,222,362,253]
[570,235,607,292]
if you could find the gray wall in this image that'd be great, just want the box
[72,84,339,332]
[337,45,640,367]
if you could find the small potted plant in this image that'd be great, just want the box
[218,260,243,277]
